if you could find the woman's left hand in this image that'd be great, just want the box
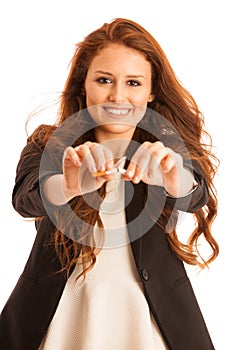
[123,141,194,197]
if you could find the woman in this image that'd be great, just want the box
[0,18,218,349]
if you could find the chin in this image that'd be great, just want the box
[101,123,135,137]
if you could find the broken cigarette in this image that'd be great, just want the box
[92,168,126,177]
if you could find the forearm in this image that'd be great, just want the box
[42,174,78,205]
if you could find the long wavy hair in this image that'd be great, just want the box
[29,18,219,278]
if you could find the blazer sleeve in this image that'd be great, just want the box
[12,141,61,218]
[164,159,209,213]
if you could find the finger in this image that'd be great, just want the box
[124,142,151,183]
[131,160,149,184]
[145,142,172,173]
[88,142,114,172]
[145,146,179,185]
[162,148,183,173]
[143,156,164,185]
[160,153,175,173]
[75,144,97,173]
[63,146,81,166]
[103,147,114,170]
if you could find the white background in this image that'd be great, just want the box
[0,1,232,348]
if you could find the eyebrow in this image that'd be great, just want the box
[94,70,145,79]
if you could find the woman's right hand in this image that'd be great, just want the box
[62,141,115,200]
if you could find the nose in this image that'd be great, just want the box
[108,82,127,102]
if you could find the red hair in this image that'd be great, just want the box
[29,18,219,278]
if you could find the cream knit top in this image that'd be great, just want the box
[39,176,168,350]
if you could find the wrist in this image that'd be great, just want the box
[61,175,79,203]
[165,177,198,198]
[43,174,78,205]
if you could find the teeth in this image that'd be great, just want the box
[106,108,129,115]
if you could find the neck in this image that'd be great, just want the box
[95,127,136,142]
[94,128,136,159]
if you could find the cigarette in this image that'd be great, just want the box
[92,168,126,177]
[92,169,116,177]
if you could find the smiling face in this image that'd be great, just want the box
[84,44,154,142]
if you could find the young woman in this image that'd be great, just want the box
[0,18,218,349]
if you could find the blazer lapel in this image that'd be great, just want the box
[124,181,146,270]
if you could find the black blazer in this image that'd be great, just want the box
[0,140,215,350]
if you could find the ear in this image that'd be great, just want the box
[81,84,86,96]
[148,93,155,103]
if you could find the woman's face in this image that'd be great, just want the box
[84,44,154,142]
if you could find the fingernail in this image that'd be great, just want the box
[147,170,151,178]
[100,165,105,172]
[105,168,116,175]
[126,170,134,178]
[90,165,97,173]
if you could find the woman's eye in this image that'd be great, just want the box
[127,80,141,87]
[96,77,112,84]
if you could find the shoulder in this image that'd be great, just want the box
[27,124,57,147]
